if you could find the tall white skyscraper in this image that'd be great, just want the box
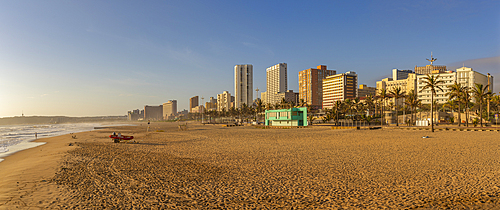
[266,63,287,105]
[234,64,253,108]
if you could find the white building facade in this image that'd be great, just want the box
[162,100,177,119]
[266,63,288,105]
[217,91,231,111]
[417,67,492,104]
[234,64,253,108]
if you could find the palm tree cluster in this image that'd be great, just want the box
[202,98,302,123]
[199,75,498,128]
[321,74,497,131]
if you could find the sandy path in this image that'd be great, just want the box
[1,122,500,209]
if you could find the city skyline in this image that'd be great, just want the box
[1,1,499,117]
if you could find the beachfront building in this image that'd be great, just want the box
[205,97,217,111]
[298,65,337,109]
[456,66,493,91]
[189,96,199,113]
[234,64,253,108]
[417,67,492,104]
[191,105,205,113]
[376,73,418,105]
[162,100,177,120]
[261,92,267,104]
[358,84,377,97]
[144,105,163,121]
[276,90,299,106]
[266,63,288,105]
[127,109,144,121]
[217,91,231,111]
[265,107,308,126]
[392,69,413,80]
[322,71,358,109]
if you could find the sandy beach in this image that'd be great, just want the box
[1,122,499,209]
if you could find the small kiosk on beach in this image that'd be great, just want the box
[265,107,308,126]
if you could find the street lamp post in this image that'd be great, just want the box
[255,87,259,123]
[201,96,204,124]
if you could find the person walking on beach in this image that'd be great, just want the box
[35,132,37,139]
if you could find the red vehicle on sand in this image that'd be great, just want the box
[110,135,134,143]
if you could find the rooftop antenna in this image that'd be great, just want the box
[426,52,437,65]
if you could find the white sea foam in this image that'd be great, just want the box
[0,123,134,162]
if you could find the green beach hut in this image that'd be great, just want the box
[265,107,308,126]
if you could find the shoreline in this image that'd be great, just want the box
[0,123,137,162]
[0,123,140,208]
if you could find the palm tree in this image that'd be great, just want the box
[364,94,375,116]
[344,99,354,120]
[378,88,390,126]
[446,82,465,127]
[419,74,445,132]
[255,99,264,121]
[280,98,288,109]
[333,100,342,125]
[472,83,491,127]
[461,88,472,127]
[298,99,307,107]
[389,87,406,126]
[404,90,420,126]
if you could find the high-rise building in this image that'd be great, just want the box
[144,105,163,120]
[276,90,299,105]
[189,96,199,113]
[376,73,417,95]
[127,109,144,121]
[392,69,413,80]
[266,63,287,105]
[217,91,231,111]
[358,84,377,97]
[234,64,253,108]
[417,66,492,104]
[205,97,217,111]
[322,71,358,108]
[298,65,336,109]
[162,100,177,119]
[456,66,492,90]
[191,105,205,113]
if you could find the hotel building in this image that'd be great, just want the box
[266,63,288,105]
[205,97,217,111]
[358,84,377,97]
[234,64,253,108]
[189,96,199,113]
[217,91,231,111]
[392,69,413,80]
[376,73,417,95]
[322,71,358,108]
[298,65,336,109]
[144,105,163,121]
[417,67,492,104]
[276,90,299,105]
[162,100,177,119]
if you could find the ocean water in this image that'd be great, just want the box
[0,123,131,162]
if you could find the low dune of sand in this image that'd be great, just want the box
[1,122,500,209]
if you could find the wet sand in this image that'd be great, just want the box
[1,122,500,209]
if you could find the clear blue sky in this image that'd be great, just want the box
[1,0,499,117]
